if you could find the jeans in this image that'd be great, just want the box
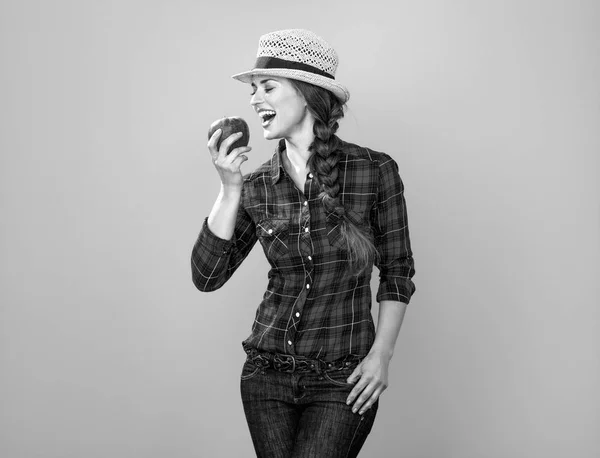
[240,358,378,458]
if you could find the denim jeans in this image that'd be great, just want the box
[240,358,378,457]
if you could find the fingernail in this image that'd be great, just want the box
[352,408,357,413]
[359,410,364,415]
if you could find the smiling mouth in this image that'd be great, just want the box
[258,110,276,127]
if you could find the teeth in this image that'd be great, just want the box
[258,110,276,120]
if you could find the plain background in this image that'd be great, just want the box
[1,0,599,457]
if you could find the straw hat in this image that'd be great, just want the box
[232,29,350,103]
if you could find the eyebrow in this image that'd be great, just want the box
[251,78,276,87]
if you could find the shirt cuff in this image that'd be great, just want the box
[198,217,235,256]
[376,278,415,304]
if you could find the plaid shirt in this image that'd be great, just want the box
[191,139,415,361]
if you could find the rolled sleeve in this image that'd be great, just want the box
[191,202,257,292]
[198,217,236,257]
[373,154,416,304]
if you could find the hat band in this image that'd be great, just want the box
[254,56,334,80]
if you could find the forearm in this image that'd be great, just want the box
[207,184,242,241]
[370,300,407,360]
[192,184,255,292]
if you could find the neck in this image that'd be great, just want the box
[284,136,313,171]
[281,107,318,176]
[282,110,315,175]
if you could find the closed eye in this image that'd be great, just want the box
[250,81,275,96]
[250,87,273,96]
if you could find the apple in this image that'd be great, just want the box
[207,116,250,154]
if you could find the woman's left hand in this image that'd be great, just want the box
[345,350,391,414]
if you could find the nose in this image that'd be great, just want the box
[250,89,262,107]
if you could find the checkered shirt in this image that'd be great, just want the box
[191,139,416,361]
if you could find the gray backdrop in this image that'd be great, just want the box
[1,0,598,457]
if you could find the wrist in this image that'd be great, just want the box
[219,184,242,201]
[369,344,394,361]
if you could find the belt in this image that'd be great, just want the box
[245,348,362,374]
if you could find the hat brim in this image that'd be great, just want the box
[232,68,350,103]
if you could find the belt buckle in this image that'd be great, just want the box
[283,354,295,373]
[274,354,295,373]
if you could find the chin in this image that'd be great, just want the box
[263,130,279,140]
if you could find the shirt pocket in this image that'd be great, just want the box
[325,210,365,251]
[256,218,290,262]
[326,218,346,251]
[326,210,375,252]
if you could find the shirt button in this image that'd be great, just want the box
[267,229,273,234]
[295,312,300,317]
[303,201,308,206]
[308,173,313,179]
[287,340,292,346]
[306,284,310,289]
[307,256,312,261]
[304,227,309,233]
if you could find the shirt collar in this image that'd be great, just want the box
[270,139,287,185]
[270,137,346,185]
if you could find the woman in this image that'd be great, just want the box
[191,29,416,457]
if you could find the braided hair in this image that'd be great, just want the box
[290,79,378,275]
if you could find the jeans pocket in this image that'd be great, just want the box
[322,368,355,388]
[240,360,261,381]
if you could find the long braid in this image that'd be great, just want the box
[307,107,345,217]
[292,80,378,275]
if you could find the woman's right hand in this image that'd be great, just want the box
[207,129,252,190]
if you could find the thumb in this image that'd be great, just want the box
[346,365,362,384]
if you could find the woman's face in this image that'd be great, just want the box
[250,76,312,141]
